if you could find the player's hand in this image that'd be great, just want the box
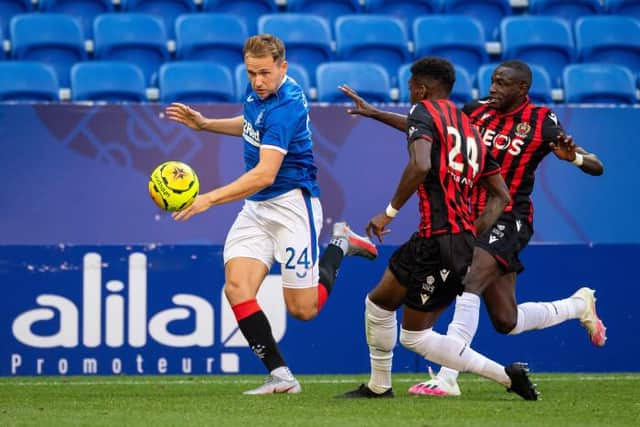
[339,84,376,117]
[366,212,393,243]
[165,103,207,131]
[172,194,212,221]
[549,132,578,162]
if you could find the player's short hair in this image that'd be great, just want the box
[410,57,456,94]
[243,34,286,63]
[498,60,532,88]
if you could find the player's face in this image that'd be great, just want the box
[408,77,426,104]
[489,67,528,112]
[245,54,288,100]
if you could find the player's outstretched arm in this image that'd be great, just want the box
[172,149,284,221]
[339,84,407,132]
[165,103,243,136]
[549,133,604,176]
[366,138,431,242]
[476,173,510,235]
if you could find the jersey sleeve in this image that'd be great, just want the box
[260,100,302,154]
[481,151,501,177]
[406,102,436,145]
[541,109,565,142]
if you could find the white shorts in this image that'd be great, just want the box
[223,189,323,289]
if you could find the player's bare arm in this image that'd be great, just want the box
[549,133,604,176]
[165,102,243,136]
[366,138,432,242]
[172,149,284,221]
[339,84,407,132]
[476,173,510,235]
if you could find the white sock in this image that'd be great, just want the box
[271,366,294,381]
[400,328,510,386]
[365,296,397,394]
[439,292,481,382]
[509,296,586,335]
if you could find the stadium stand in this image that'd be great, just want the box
[477,63,553,103]
[175,13,248,72]
[413,15,487,79]
[10,13,86,87]
[365,0,442,29]
[235,62,312,101]
[71,61,147,102]
[398,63,473,103]
[0,0,31,31]
[442,0,511,41]
[563,63,637,103]
[316,61,390,102]
[93,13,169,86]
[122,0,196,40]
[0,61,59,101]
[335,14,410,86]
[529,0,603,25]
[38,0,113,39]
[202,0,278,35]
[500,16,574,88]
[286,0,361,28]
[607,0,640,19]
[575,16,640,72]
[257,13,333,86]
[159,61,235,103]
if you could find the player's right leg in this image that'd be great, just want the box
[223,204,300,395]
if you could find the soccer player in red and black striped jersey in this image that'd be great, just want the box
[339,57,539,401]
[339,60,606,397]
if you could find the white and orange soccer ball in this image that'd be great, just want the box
[148,161,199,212]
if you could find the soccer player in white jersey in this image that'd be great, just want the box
[165,34,377,394]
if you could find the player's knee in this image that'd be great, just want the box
[490,314,517,334]
[223,280,252,305]
[287,302,317,321]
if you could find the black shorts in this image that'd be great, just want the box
[474,211,533,274]
[388,232,474,313]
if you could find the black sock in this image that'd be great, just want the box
[233,300,287,372]
[318,243,344,295]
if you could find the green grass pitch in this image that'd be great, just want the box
[1,373,639,426]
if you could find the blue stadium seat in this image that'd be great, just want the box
[0,61,59,101]
[316,62,391,103]
[202,0,277,34]
[71,61,147,102]
[258,14,333,86]
[175,14,247,71]
[477,63,553,104]
[413,15,487,79]
[287,0,361,26]
[563,64,637,104]
[501,16,574,87]
[575,16,640,72]
[38,0,113,38]
[10,13,86,87]
[398,63,473,104]
[93,13,169,86]
[122,0,196,39]
[366,0,442,29]
[159,62,234,103]
[235,62,312,101]
[442,0,511,40]
[335,15,410,86]
[607,0,640,19]
[0,0,31,31]
[529,0,603,25]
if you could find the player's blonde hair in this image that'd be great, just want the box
[243,34,286,63]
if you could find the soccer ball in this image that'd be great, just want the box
[148,161,199,212]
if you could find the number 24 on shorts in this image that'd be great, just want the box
[285,247,310,278]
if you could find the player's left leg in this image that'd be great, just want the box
[486,274,607,346]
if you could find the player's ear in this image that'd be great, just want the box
[280,59,288,75]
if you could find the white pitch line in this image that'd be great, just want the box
[0,375,639,387]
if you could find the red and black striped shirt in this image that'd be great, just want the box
[464,98,564,224]
[407,99,501,238]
